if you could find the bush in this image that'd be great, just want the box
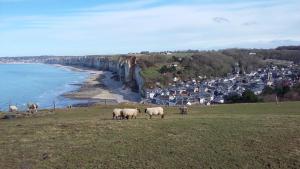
[159,65,176,74]
[225,90,261,103]
[242,90,260,103]
[225,94,243,103]
[275,85,290,97]
[262,86,274,95]
[292,84,300,94]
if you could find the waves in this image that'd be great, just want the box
[0,64,89,111]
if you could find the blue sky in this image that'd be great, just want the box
[0,0,300,56]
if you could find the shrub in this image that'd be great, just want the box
[159,65,176,74]
[225,90,261,103]
[242,90,260,103]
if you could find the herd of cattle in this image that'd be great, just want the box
[112,106,188,120]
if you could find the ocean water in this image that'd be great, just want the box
[0,64,89,111]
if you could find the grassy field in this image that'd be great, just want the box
[0,102,300,169]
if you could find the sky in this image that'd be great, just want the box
[0,0,300,56]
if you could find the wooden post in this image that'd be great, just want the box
[8,100,11,111]
[53,100,56,111]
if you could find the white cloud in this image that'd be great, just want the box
[0,0,300,56]
[213,17,230,23]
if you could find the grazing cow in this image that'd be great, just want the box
[27,103,38,114]
[9,105,18,112]
[145,107,164,119]
[179,106,188,115]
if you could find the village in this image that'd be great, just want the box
[144,62,300,106]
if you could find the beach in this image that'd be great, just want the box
[0,63,141,110]
[60,65,141,104]
[0,63,91,111]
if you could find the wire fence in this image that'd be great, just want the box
[0,98,118,113]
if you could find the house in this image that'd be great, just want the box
[198,97,205,104]
[213,97,225,104]
[149,92,155,99]
[145,63,299,106]
[173,77,178,82]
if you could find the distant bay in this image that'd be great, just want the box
[0,64,89,111]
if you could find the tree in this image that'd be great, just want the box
[159,65,176,74]
[242,90,259,103]
[275,85,290,97]
[294,84,300,94]
[262,86,274,95]
[225,94,242,103]
[225,90,260,103]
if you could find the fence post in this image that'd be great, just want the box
[53,100,56,112]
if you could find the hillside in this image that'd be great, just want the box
[137,46,300,87]
[1,102,300,169]
[1,46,300,92]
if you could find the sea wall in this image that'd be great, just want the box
[44,56,145,96]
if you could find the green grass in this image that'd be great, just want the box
[1,102,300,169]
[141,66,160,79]
[140,66,162,87]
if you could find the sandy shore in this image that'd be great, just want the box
[59,65,141,103]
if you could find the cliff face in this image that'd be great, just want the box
[134,65,144,96]
[44,56,145,96]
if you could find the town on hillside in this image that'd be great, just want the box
[144,63,300,106]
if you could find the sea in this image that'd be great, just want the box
[0,64,89,111]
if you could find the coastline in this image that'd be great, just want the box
[0,63,92,111]
[0,63,141,110]
[54,64,141,104]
